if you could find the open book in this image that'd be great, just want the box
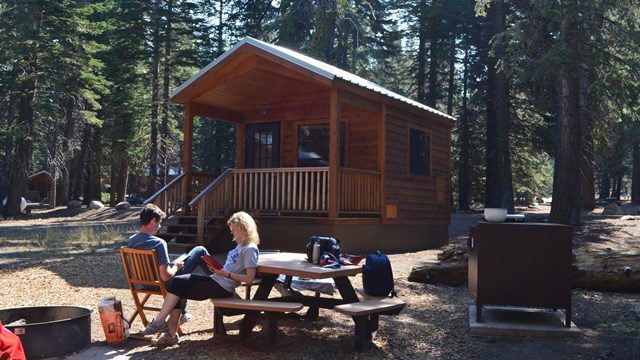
[172,253,190,264]
[201,255,223,270]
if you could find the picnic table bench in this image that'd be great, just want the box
[211,298,303,346]
[333,288,406,351]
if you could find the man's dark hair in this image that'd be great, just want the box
[140,204,166,225]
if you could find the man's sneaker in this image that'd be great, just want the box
[138,320,168,335]
[151,332,179,347]
[179,313,193,325]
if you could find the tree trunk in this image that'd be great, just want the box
[446,30,456,116]
[73,123,93,201]
[632,139,640,203]
[416,0,427,103]
[484,0,514,212]
[4,55,37,216]
[148,0,162,195]
[579,1,595,211]
[110,163,117,206]
[58,96,76,205]
[310,0,337,63]
[549,0,583,225]
[160,0,173,187]
[457,47,471,211]
[116,158,129,204]
[426,21,439,108]
[1,61,19,199]
[599,172,610,199]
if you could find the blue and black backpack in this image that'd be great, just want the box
[363,250,397,297]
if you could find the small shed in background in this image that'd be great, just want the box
[27,171,52,203]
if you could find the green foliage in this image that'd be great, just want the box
[0,0,639,211]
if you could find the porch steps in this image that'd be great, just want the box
[166,241,196,253]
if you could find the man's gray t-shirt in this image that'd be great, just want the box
[213,243,259,292]
[127,232,170,265]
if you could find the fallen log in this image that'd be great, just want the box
[408,247,468,286]
[572,251,640,292]
[409,247,640,293]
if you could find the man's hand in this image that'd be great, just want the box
[173,261,185,271]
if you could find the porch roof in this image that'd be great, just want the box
[171,37,456,122]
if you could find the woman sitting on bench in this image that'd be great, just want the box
[139,211,260,347]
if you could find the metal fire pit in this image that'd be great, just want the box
[0,305,92,359]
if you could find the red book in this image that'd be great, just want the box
[201,255,223,270]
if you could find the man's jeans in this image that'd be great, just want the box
[168,246,212,313]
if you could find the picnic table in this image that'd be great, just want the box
[243,252,361,323]
[212,252,404,351]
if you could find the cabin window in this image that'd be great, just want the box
[409,128,430,176]
[297,124,345,167]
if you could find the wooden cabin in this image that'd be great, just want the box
[148,37,456,254]
[27,171,52,203]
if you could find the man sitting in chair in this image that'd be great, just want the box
[127,203,211,327]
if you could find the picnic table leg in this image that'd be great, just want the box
[239,275,278,340]
[213,308,226,335]
[304,292,320,319]
[352,315,373,352]
[369,314,379,333]
[239,310,261,341]
[333,276,359,303]
[266,312,280,346]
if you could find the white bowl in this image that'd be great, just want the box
[484,208,507,222]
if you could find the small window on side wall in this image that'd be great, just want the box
[409,128,430,176]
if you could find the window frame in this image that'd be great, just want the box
[407,127,431,177]
[295,120,347,167]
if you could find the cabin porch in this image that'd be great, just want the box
[145,167,447,254]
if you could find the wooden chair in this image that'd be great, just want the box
[119,247,182,336]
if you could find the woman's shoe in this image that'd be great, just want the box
[138,320,168,335]
[151,332,179,347]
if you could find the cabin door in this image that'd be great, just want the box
[246,122,280,168]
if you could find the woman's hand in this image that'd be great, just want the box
[212,267,227,277]
[213,267,257,284]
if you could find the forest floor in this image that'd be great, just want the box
[1,203,640,359]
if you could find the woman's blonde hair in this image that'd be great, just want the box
[227,211,260,245]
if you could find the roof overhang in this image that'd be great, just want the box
[171,37,456,124]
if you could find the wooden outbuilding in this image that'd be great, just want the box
[148,37,456,254]
[27,171,52,203]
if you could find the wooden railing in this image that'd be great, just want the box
[144,173,187,217]
[144,172,218,218]
[190,172,218,194]
[231,167,330,212]
[339,168,381,213]
[184,167,380,244]
[190,169,234,244]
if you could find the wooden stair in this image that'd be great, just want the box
[157,213,226,253]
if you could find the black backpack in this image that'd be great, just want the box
[306,236,341,263]
[363,251,396,297]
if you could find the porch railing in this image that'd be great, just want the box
[339,168,381,213]
[144,172,218,218]
[144,173,186,217]
[189,167,381,244]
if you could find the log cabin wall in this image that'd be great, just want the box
[243,90,381,172]
[342,109,380,171]
[384,105,452,226]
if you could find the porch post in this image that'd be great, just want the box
[183,103,193,212]
[328,89,340,218]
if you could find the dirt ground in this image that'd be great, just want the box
[1,204,640,359]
